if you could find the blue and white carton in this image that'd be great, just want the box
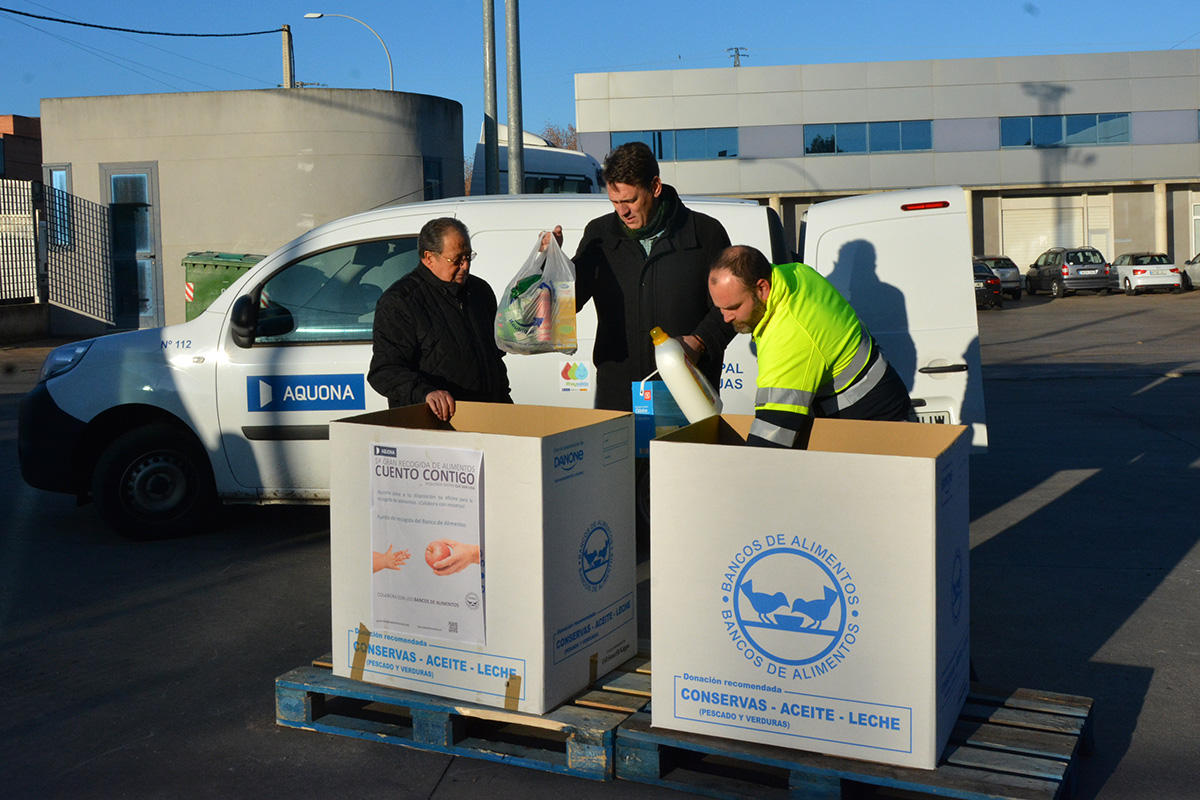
[649,415,971,769]
[329,403,637,714]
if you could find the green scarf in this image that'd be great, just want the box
[621,190,674,242]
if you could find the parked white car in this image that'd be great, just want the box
[1110,252,1182,295]
[20,188,985,538]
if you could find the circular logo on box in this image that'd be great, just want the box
[950,549,963,623]
[579,521,612,592]
[721,536,860,679]
[465,592,481,611]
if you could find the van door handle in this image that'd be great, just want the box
[919,364,968,374]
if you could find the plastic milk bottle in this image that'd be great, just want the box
[649,327,722,423]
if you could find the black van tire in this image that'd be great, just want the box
[93,423,216,540]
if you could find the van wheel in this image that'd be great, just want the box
[1124,278,1136,296]
[1050,280,1065,299]
[92,423,215,541]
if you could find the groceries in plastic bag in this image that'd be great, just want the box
[494,234,577,354]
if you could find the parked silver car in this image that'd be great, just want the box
[1025,246,1110,298]
[975,255,1022,299]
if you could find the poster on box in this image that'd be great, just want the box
[370,443,485,645]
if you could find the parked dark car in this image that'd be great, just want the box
[975,255,1022,299]
[1025,246,1110,298]
[1109,252,1181,295]
[973,260,1003,309]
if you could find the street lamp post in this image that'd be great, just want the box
[304,12,394,92]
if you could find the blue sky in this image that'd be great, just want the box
[3,0,1198,159]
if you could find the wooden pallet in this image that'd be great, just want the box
[275,657,650,781]
[615,672,1093,800]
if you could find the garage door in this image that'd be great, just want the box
[1001,207,1084,270]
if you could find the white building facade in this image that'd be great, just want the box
[575,50,1200,269]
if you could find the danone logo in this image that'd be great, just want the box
[721,534,861,681]
[554,449,584,471]
[578,521,612,592]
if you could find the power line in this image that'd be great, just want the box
[0,5,280,37]
[10,1,277,88]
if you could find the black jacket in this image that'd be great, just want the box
[368,264,511,408]
[573,184,734,410]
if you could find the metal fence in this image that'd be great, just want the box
[45,185,114,324]
[0,178,38,302]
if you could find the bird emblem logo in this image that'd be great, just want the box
[578,521,612,592]
[724,540,858,672]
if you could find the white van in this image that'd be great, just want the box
[19,187,983,538]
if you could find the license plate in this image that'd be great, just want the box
[974,281,983,289]
[1078,268,1098,275]
[916,411,949,425]
[1151,269,1167,275]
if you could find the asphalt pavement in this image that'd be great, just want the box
[2,290,1200,798]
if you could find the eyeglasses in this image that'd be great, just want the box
[437,250,477,268]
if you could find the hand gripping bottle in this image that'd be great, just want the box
[649,327,723,423]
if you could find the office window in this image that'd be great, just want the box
[1031,116,1064,147]
[706,127,738,158]
[1000,117,1032,147]
[870,121,901,152]
[804,124,837,154]
[862,121,933,153]
[1097,113,1130,143]
[1001,113,1129,148]
[610,128,735,161]
[901,120,932,150]
[610,130,676,161]
[837,123,868,153]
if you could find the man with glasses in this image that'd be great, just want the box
[369,217,511,421]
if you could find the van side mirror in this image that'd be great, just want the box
[231,295,257,348]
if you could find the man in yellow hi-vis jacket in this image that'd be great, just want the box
[708,245,911,449]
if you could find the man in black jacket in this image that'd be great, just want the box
[369,218,510,421]
[547,142,734,411]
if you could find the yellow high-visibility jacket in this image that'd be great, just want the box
[749,263,882,446]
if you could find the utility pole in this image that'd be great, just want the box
[282,24,295,88]
[505,0,524,194]
[727,46,748,67]
[482,0,499,195]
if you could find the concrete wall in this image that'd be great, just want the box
[41,89,463,325]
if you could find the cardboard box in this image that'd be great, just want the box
[649,415,970,769]
[330,403,637,714]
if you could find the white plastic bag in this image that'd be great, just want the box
[494,234,577,355]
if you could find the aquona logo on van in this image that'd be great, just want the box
[579,521,612,592]
[247,374,365,412]
[720,534,861,681]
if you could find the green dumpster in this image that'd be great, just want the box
[184,251,265,320]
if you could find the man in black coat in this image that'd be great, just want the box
[369,218,510,421]
[547,142,734,411]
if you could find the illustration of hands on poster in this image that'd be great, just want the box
[370,443,485,645]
